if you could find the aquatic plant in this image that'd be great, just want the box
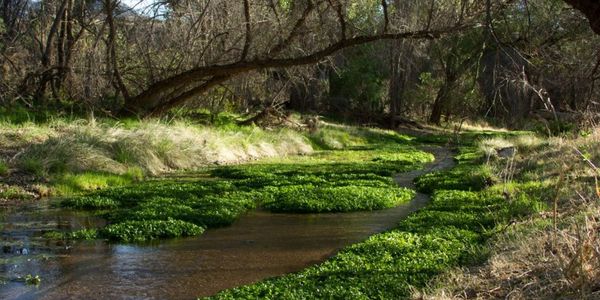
[204,145,545,299]
[263,185,414,213]
[102,219,205,243]
[24,274,41,285]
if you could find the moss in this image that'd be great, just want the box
[52,172,140,195]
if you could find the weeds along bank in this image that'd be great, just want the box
[0,116,441,198]
[418,128,600,299]
[0,118,318,198]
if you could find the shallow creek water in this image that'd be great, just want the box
[0,147,453,300]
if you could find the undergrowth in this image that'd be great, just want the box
[204,137,546,299]
[55,125,432,242]
[417,128,600,299]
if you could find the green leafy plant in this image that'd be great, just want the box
[24,274,41,285]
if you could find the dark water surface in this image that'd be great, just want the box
[0,148,453,300]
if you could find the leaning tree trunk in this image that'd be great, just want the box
[121,25,473,117]
[429,83,451,125]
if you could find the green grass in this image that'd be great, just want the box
[0,160,8,176]
[51,169,144,195]
[0,185,34,200]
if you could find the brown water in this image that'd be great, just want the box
[0,147,454,300]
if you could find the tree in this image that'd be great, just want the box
[564,0,600,34]
[119,0,499,116]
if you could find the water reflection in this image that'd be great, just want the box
[1,200,428,299]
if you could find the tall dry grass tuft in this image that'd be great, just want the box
[12,120,313,176]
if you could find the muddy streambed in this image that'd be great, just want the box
[0,148,453,300]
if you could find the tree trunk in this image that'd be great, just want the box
[429,85,447,125]
[122,25,471,117]
[105,0,129,101]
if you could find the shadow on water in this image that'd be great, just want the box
[0,147,454,300]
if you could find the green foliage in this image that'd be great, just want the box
[0,159,8,176]
[308,127,359,150]
[102,219,204,243]
[0,185,34,200]
[206,180,544,300]
[414,163,493,193]
[43,229,100,240]
[70,229,99,240]
[206,139,546,299]
[60,125,430,241]
[20,157,45,176]
[63,180,258,238]
[329,44,388,117]
[62,196,120,210]
[0,105,51,124]
[52,171,140,195]
[533,120,577,136]
[24,274,41,286]
[264,185,414,213]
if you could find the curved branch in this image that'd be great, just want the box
[125,23,476,115]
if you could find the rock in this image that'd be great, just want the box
[497,147,516,158]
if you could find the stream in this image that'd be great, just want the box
[0,147,454,300]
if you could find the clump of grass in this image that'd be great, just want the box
[15,119,314,180]
[20,157,45,176]
[61,196,120,210]
[43,228,99,240]
[24,274,41,285]
[308,126,360,149]
[0,184,35,200]
[479,137,514,159]
[307,123,413,150]
[52,169,143,195]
